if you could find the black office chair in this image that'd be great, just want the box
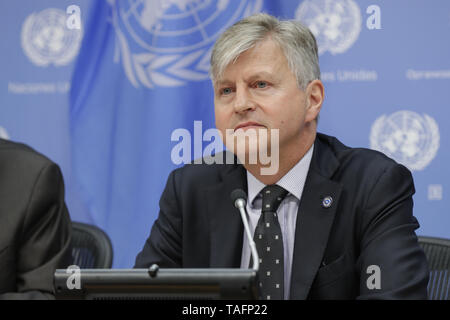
[71,222,113,268]
[418,236,450,300]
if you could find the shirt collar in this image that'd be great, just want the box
[246,144,314,205]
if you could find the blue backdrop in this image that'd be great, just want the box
[0,0,448,268]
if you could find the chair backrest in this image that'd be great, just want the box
[71,222,113,269]
[418,236,450,300]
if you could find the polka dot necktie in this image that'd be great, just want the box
[252,184,288,300]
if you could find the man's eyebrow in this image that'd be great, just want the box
[215,72,277,87]
[215,79,233,87]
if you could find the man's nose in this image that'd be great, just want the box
[233,87,256,113]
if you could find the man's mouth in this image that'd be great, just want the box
[234,121,265,132]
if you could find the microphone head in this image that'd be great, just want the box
[230,189,247,208]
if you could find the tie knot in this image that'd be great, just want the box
[261,185,288,213]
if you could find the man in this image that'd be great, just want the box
[135,13,429,299]
[0,138,72,299]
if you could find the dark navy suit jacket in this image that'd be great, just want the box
[135,133,429,299]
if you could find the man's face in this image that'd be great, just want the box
[214,38,309,161]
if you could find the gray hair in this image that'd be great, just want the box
[210,13,320,90]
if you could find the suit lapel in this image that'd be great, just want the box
[206,160,247,268]
[289,136,343,299]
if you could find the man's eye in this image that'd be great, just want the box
[256,81,268,88]
[221,88,233,95]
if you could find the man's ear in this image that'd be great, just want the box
[305,80,324,123]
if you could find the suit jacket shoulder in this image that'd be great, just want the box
[0,138,55,170]
[0,139,72,299]
[316,133,406,175]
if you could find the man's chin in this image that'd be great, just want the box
[232,144,273,163]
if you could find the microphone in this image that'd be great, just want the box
[230,189,260,272]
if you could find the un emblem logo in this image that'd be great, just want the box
[21,8,83,67]
[110,0,262,88]
[295,0,361,55]
[370,111,440,171]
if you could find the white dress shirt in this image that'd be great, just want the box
[240,145,314,299]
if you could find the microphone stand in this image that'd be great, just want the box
[234,197,260,272]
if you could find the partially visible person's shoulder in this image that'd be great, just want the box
[0,138,56,171]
